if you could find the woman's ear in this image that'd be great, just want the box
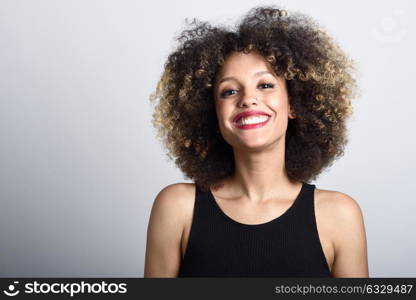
[288,105,296,119]
[287,95,296,119]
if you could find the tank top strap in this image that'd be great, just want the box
[293,182,331,274]
[194,183,209,212]
[292,182,319,226]
[193,182,221,223]
[296,182,316,211]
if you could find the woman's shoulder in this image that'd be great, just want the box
[145,183,196,277]
[155,182,196,203]
[314,187,366,249]
[314,186,368,277]
[151,182,197,222]
[314,187,364,220]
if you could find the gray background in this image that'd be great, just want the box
[0,0,414,277]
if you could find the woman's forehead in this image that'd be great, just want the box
[214,52,278,85]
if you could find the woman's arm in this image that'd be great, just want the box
[144,184,189,277]
[330,192,369,277]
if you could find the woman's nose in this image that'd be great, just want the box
[238,93,259,107]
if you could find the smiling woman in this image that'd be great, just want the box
[145,5,368,278]
[213,51,293,150]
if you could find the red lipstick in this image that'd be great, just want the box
[232,110,271,130]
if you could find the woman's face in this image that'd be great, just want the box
[213,50,294,151]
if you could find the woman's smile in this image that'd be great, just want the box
[233,115,271,130]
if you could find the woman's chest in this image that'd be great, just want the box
[180,189,335,273]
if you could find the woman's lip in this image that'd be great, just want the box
[233,116,271,130]
[233,111,270,123]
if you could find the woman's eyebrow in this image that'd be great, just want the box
[217,70,274,85]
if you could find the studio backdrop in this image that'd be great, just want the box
[0,0,415,277]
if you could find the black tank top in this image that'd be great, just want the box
[178,181,332,277]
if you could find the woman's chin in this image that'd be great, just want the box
[233,140,274,152]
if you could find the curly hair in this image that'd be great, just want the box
[149,5,359,192]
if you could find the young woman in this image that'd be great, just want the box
[144,5,368,278]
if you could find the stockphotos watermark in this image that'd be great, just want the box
[2,280,127,297]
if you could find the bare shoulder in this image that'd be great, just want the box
[151,182,196,222]
[144,182,196,277]
[154,182,196,205]
[315,188,364,224]
[315,187,368,277]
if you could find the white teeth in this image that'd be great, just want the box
[237,115,269,125]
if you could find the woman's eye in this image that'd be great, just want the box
[221,89,238,97]
[259,83,274,89]
[220,83,274,98]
